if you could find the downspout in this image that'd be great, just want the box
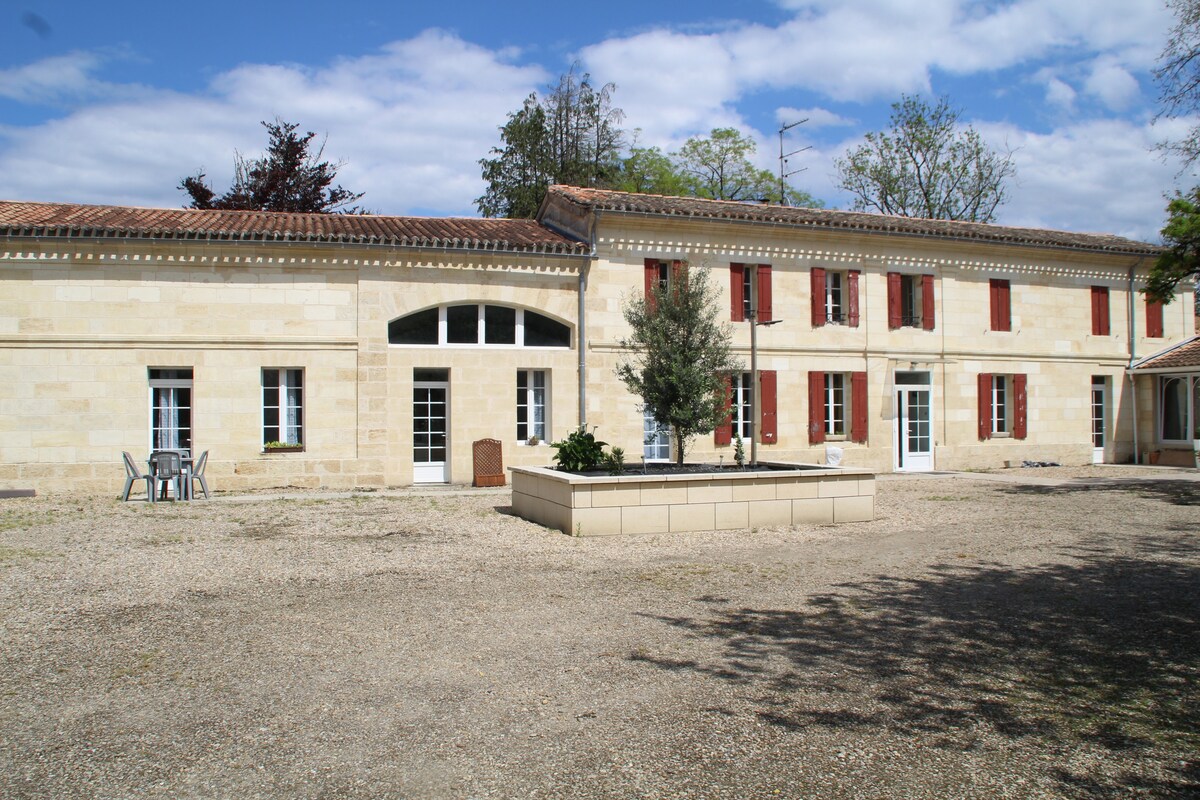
[1128,260,1141,463]
[578,213,599,429]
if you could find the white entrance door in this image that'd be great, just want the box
[413,380,449,483]
[894,372,933,472]
[1091,377,1106,464]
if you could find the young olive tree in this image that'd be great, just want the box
[615,263,742,466]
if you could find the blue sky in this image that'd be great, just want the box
[1,0,1194,241]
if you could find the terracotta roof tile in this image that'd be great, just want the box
[0,201,587,255]
[1132,336,1200,371]
[545,185,1160,256]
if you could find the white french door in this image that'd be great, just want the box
[894,372,933,472]
[1091,377,1107,464]
[413,380,449,483]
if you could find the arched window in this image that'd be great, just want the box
[388,304,571,348]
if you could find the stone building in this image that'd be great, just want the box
[0,187,1193,495]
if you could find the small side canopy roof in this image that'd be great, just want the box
[1130,336,1200,373]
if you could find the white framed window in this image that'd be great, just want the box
[263,368,304,446]
[517,370,548,443]
[642,405,671,462]
[991,374,1011,436]
[1159,375,1200,443]
[825,373,848,438]
[389,305,571,348]
[900,274,923,327]
[732,372,753,440]
[149,368,193,452]
[825,271,845,324]
[741,266,753,320]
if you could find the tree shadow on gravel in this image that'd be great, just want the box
[632,532,1200,797]
[999,478,1200,506]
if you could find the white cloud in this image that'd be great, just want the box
[0,31,547,214]
[0,51,128,104]
[775,107,855,129]
[1043,76,1078,110]
[1083,57,1142,111]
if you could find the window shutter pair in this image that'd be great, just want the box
[714,371,777,444]
[730,264,772,322]
[644,259,684,311]
[886,273,935,330]
[811,269,860,327]
[1091,286,1110,336]
[807,371,867,444]
[989,280,1012,331]
[977,372,1027,440]
[1146,298,1164,338]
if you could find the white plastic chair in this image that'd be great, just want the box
[148,451,182,501]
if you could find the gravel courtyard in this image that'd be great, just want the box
[1,467,1198,799]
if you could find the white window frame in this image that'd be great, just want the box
[991,374,1013,436]
[517,369,549,443]
[390,305,571,349]
[824,373,849,439]
[263,368,304,447]
[900,274,924,328]
[642,404,671,462]
[825,271,845,324]
[1159,374,1200,444]
[732,372,753,441]
[149,368,193,453]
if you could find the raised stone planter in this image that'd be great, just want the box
[510,463,874,536]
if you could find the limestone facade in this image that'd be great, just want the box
[0,189,1192,495]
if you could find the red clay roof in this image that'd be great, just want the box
[0,200,587,255]
[545,185,1161,256]
[1132,336,1200,371]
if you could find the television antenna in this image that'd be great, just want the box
[778,119,811,206]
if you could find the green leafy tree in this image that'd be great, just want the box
[615,264,742,466]
[1156,0,1200,167]
[477,66,624,218]
[613,143,689,196]
[179,119,364,213]
[833,95,1015,222]
[673,127,821,206]
[1146,188,1200,305]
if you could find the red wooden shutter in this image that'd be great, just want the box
[759,370,777,443]
[847,270,860,327]
[850,371,868,444]
[730,263,745,322]
[921,274,935,331]
[714,375,732,445]
[644,259,659,312]
[757,264,772,323]
[811,268,826,327]
[808,371,826,444]
[1091,286,1110,336]
[1013,373,1028,440]
[990,280,1011,332]
[1146,298,1164,338]
[978,373,993,440]
[887,272,902,329]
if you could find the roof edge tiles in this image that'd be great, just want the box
[0,200,588,255]
[1130,335,1200,372]
[543,185,1162,257]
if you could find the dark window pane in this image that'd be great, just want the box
[414,368,449,383]
[524,311,571,347]
[447,305,479,344]
[263,385,279,406]
[485,305,516,344]
[264,408,279,428]
[389,308,439,345]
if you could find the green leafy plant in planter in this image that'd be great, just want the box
[264,440,303,451]
[550,427,608,472]
[602,446,626,475]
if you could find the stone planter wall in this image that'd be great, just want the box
[510,463,875,536]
